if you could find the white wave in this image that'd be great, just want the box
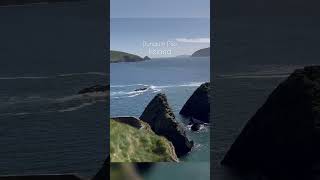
[56,92,107,103]
[110,82,205,98]
[110,84,147,88]
[55,94,86,102]
[0,72,106,80]
[192,143,202,151]
[0,76,49,80]
[57,72,107,77]
[58,102,95,113]
[0,112,32,116]
[179,82,204,87]
[5,96,54,105]
[0,110,56,117]
[127,93,143,98]
[110,88,149,96]
[151,82,204,89]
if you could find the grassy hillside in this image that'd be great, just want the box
[110,120,178,162]
[110,50,144,63]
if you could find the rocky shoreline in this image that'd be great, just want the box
[110,82,210,162]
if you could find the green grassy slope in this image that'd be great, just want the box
[110,120,178,162]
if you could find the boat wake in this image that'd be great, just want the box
[110,82,204,99]
[0,92,107,117]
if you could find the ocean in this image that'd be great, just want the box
[141,162,210,180]
[110,57,210,162]
[212,16,320,179]
[110,57,210,179]
[0,2,107,178]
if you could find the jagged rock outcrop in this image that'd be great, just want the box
[191,123,201,131]
[222,66,320,178]
[112,116,152,132]
[78,85,108,94]
[140,93,194,157]
[180,82,210,123]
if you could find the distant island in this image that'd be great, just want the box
[111,50,151,63]
[191,47,210,57]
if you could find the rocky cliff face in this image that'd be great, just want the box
[180,82,210,123]
[222,66,320,178]
[112,116,153,132]
[140,93,194,157]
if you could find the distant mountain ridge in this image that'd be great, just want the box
[191,47,210,57]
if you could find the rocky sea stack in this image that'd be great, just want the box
[222,66,320,178]
[180,82,210,123]
[140,93,194,157]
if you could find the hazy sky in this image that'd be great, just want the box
[110,0,210,57]
[111,0,210,18]
[111,18,210,58]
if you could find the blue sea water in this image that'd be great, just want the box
[110,57,210,162]
[0,2,106,178]
[142,162,210,180]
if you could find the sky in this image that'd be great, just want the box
[111,18,210,58]
[111,0,210,18]
[110,0,210,58]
